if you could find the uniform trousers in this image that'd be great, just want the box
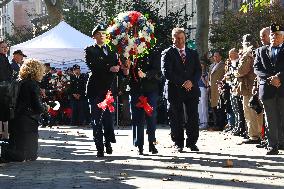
[130,92,158,147]
[89,96,116,152]
[262,96,284,148]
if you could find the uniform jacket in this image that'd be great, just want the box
[85,44,118,97]
[0,53,12,82]
[129,49,161,94]
[234,46,256,96]
[209,61,225,107]
[254,44,284,100]
[69,74,86,99]
[161,46,201,102]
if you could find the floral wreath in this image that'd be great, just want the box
[106,11,156,59]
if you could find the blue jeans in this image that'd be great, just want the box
[131,92,158,147]
[89,96,116,151]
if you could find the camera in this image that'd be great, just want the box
[249,94,263,114]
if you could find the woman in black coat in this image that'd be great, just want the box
[1,59,45,162]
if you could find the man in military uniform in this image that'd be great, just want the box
[40,63,54,127]
[69,64,86,126]
[85,24,120,157]
[254,23,284,155]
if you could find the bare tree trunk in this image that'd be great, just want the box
[44,0,64,26]
[195,0,209,59]
[0,0,12,8]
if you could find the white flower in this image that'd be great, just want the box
[113,39,118,45]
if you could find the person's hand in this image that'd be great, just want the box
[182,80,193,91]
[73,94,79,100]
[138,69,146,78]
[268,75,281,88]
[252,85,258,95]
[110,65,120,73]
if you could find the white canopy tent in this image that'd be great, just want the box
[10,21,94,73]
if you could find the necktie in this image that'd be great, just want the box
[271,47,280,64]
[179,49,186,63]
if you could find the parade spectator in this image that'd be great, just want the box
[226,48,246,136]
[235,34,263,144]
[0,41,12,141]
[85,24,119,157]
[69,64,86,126]
[10,50,27,79]
[161,27,201,152]
[198,62,209,130]
[40,63,53,127]
[208,51,226,131]
[122,47,161,155]
[1,59,45,162]
[259,27,271,46]
[254,23,284,155]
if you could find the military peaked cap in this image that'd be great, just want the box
[270,23,284,32]
[92,24,106,36]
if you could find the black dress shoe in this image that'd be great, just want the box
[105,143,113,154]
[138,146,143,155]
[177,147,183,153]
[105,146,112,154]
[149,143,158,154]
[256,142,267,148]
[189,145,199,151]
[97,151,104,157]
[266,148,279,155]
[242,139,261,144]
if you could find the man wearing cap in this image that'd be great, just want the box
[69,64,86,126]
[85,24,120,157]
[10,50,27,79]
[254,23,284,155]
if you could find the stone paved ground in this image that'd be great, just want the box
[0,125,284,189]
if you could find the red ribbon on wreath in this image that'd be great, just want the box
[97,90,115,112]
[136,96,153,116]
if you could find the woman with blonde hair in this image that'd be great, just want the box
[1,59,45,162]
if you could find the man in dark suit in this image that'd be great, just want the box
[69,64,86,126]
[161,27,201,152]
[254,23,284,155]
[85,24,120,157]
[10,50,27,79]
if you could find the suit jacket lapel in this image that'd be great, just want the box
[172,47,183,64]
[275,45,284,65]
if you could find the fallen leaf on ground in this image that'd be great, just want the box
[162,177,173,181]
[231,179,246,182]
[224,159,234,168]
[120,172,128,176]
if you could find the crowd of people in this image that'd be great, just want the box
[0,22,283,162]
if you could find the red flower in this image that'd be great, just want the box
[97,90,115,112]
[146,41,151,48]
[140,37,145,42]
[129,11,141,25]
[117,45,123,53]
[48,109,58,117]
[150,33,155,39]
[136,96,153,116]
[63,108,72,118]
[115,28,121,35]
[129,48,136,55]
